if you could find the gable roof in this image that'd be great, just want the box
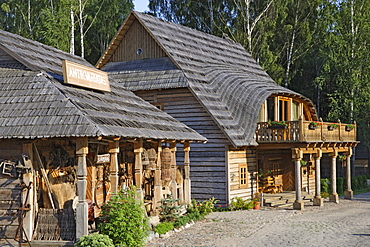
[98,11,317,147]
[0,29,206,142]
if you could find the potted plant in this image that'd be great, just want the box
[308,121,322,130]
[253,199,261,210]
[345,124,355,132]
[268,120,288,129]
[327,123,338,131]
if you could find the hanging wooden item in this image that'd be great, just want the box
[147,148,157,170]
[161,147,171,180]
[142,149,150,166]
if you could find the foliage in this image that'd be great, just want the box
[229,197,255,211]
[345,124,355,130]
[173,212,202,228]
[98,187,150,247]
[310,121,322,127]
[0,0,133,64]
[74,233,114,247]
[158,194,182,222]
[268,120,288,126]
[328,123,339,129]
[154,222,174,235]
[321,175,368,196]
[187,197,218,216]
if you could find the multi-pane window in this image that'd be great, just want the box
[239,164,248,188]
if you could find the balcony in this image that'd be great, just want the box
[256,120,357,143]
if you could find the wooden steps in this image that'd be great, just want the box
[263,191,314,208]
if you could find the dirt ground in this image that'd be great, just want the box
[147,192,370,247]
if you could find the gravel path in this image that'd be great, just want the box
[147,193,370,247]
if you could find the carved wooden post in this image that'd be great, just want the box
[329,150,339,203]
[76,137,89,239]
[298,116,304,142]
[292,148,304,210]
[344,148,354,199]
[169,142,178,200]
[134,139,144,200]
[183,142,191,204]
[109,141,119,195]
[313,149,324,206]
[153,142,162,214]
[22,143,34,241]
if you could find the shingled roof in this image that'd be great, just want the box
[98,11,317,147]
[0,29,206,141]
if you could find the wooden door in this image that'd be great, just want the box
[282,160,295,191]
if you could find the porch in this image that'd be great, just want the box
[255,119,356,143]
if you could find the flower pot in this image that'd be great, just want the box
[253,202,260,210]
[345,126,353,132]
[308,124,317,130]
[327,126,335,131]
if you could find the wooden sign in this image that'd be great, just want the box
[62,60,110,92]
[96,154,110,164]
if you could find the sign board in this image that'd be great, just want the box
[62,60,110,92]
[96,154,110,164]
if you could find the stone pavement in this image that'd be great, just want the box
[147,192,370,247]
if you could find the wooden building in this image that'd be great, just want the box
[0,29,205,244]
[97,11,358,210]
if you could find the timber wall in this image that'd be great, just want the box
[228,147,258,201]
[135,88,230,204]
[111,19,167,62]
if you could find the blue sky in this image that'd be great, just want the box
[133,0,149,12]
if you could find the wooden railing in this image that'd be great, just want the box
[255,120,357,143]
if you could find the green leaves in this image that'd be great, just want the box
[98,187,150,247]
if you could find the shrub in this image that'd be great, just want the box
[158,194,182,222]
[74,233,114,247]
[187,197,218,216]
[229,197,254,211]
[98,187,150,247]
[154,222,174,235]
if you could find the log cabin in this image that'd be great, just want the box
[0,29,206,244]
[97,11,358,209]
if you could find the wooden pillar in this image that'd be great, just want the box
[292,149,304,210]
[22,143,34,241]
[153,142,162,214]
[313,150,324,206]
[109,141,119,195]
[134,139,144,200]
[329,150,339,203]
[183,142,191,204]
[169,142,178,200]
[344,149,354,199]
[76,137,89,239]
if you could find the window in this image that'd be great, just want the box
[260,96,302,122]
[239,164,248,188]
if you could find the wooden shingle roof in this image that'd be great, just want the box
[99,11,317,147]
[0,30,206,141]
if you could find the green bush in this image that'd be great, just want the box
[321,178,330,195]
[229,197,255,211]
[187,197,218,216]
[154,222,174,235]
[98,187,150,247]
[321,175,369,196]
[74,233,114,247]
[173,212,202,228]
[158,194,182,222]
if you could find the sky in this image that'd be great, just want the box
[133,0,150,12]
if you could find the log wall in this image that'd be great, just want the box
[228,147,258,201]
[135,88,230,204]
[111,19,167,62]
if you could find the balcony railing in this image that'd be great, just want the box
[255,120,357,143]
